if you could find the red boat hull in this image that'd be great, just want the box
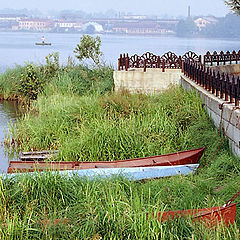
[152,203,236,227]
[41,203,236,228]
[7,147,205,173]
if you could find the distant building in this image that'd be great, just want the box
[0,14,27,31]
[123,15,148,20]
[18,19,54,31]
[0,14,27,22]
[55,20,83,32]
[194,17,218,31]
[112,21,175,35]
[56,20,76,28]
[83,22,104,33]
[0,21,18,31]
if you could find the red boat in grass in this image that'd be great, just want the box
[7,147,205,173]
[152,203,236,227]
[150,190,240,227]
[41,201,237,228]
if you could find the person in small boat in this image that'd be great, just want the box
[41,36,45,43]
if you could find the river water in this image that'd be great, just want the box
[0,101,19,173]
[0,32,239,72]
[0,32,239,172]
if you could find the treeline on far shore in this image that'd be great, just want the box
[177,13,240,39]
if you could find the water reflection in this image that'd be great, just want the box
[0,101,19,173]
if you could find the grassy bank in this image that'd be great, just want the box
[0,173,239,239]
[16,88,211,161]
[0,61,240,239]
[0,57,113,101]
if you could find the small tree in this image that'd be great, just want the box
[19,64,43,102]
[74,35,103,69]
[225,0,240,15]
[43,52,60,78]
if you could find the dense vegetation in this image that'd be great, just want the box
[176,13,240,38]
[0,57,240,239]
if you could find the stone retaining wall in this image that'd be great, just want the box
[181,75,240,157]
[114,68,182,93]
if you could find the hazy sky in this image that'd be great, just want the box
[1,0,230,17]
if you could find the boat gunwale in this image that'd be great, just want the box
[7,147,205,173]
[153,203,237,226]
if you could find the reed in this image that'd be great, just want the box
[1,62,240,238]
[0,172,239,239]
[0,62,114,101]
[15,88,214,162]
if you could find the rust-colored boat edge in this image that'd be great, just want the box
[151,203,236,227]
[39,203,236,229]
[7,147,205,173]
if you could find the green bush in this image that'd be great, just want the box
[18,64,44,101]
[41,52,60,79]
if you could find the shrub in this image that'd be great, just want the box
[18,64,44,101]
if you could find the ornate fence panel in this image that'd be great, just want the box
[118,50,240,71]
[161,51,180,69]
[204,50,240,66]
[129,54,143,68]
[141,52,161,69]
[183,60,240,106]
[118,51,201,71]
[182,51,201,63]
[117,49,240,106]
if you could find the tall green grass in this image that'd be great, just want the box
[0,172,239,239]
[1,61,240,238]
[0,65,26,99]
[16,88,218,162]
[0,61,114,101]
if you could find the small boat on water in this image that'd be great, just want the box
[35,42,51,46]
[35,36,51,46]
[7,147,205,173]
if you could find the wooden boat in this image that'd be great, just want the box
[19,150,58,161]
[151,203,236,227]
[7,147,205,173]
[9,164,199,180]
[35,42,51,46]
[150,190,240,227]
[41,202,236,228]
[57,163,199,180]
[35,36,51,46]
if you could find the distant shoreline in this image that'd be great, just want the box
[0,30,239,41]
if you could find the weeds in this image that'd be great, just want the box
[0,173,239,239]
[0,60,240,238]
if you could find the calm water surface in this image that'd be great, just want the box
[0,101,19,173]
[0,32,239,72]
[0,32,239,172]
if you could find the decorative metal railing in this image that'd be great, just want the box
[204,50,240,66]
[118,50,240,71]
[118,49,240,105]
[183,60,240,106]
[118,51,201,72]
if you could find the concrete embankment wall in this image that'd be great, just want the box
[113,67,240,157]
[114,68,182,93]
[181,75,240,157]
